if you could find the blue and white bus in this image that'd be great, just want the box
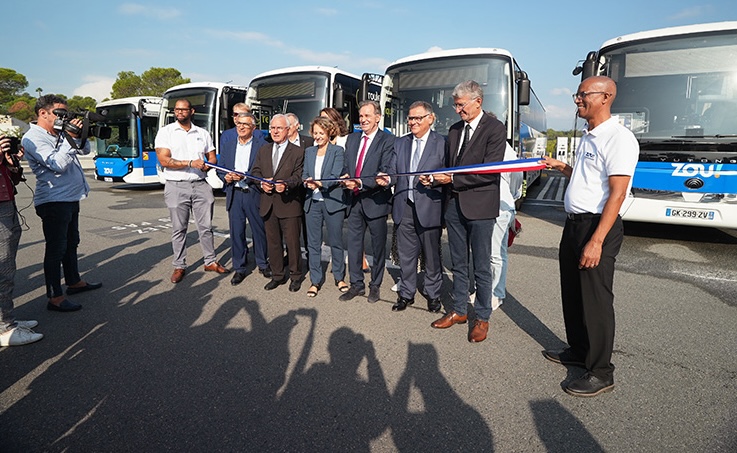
[246,66,381,135]
[94,97,161,184]
[575,21,737,228]
[372,48,547,200]
[159,82,248,188]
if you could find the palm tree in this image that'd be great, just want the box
[36,87,43,98]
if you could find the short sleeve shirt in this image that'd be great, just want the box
[155,121,215,181]
[565,117,639,214]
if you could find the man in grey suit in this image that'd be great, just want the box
[339,100,395,304]
[379,101,446,313]
[426,80,506,343]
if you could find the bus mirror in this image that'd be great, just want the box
[581,51,597,80]
[333,83,345,109]
[517,71,530,106]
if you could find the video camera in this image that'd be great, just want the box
[53,109,112,141]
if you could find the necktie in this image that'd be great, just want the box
[409,138,421,202]
[457,124,471,163]
[353,136,369,195]
[272,143,280,174]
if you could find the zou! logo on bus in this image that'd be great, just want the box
[671,163,724,178]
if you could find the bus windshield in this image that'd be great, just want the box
[601,31,737,140]
[385,56,511,135]
[161,88,218,138]
[248,72,330,130]
[95,104,137,158]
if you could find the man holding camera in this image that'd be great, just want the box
[22,95,102,313]
[0,135,43,346]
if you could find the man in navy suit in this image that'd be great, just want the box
[220,103,265,146]
[427,80,506,343]
[218,112,270,285]
[380,101,446,313]
[339,100,395,304]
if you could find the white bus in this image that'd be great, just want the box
[94,97,161,184]
[159,82,248,188]
[371,48,547,200]
[247,66,380,135]
[575,21,737,228]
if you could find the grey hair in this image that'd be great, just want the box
[270,113,288,126]
[358,100,381,115]
[285,112,300,127]
[452,80,484,101]
[408,100,434,116]
[232,102,250,113]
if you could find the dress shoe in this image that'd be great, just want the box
[47,299,82,312]
[259,267,272,279]
[431,311,468,329]
[565,372,614,397]
[367,286,380,303]
[339,286,365,301]
[542,349,585,368]
[469,319,489,343]
[264,277,288,291]
[392,297,414,312]
[231,272,247,286]
[427,297,442,313]
[288,280,301,292]
[170,268,185,283]
[204,262,230,274]
[66,281,102,295]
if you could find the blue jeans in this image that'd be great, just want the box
[35,201,82,299]
[0,201,20,331]
[491,207,514,300]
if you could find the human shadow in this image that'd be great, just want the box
[391,342,494,452]
[265,326,391,452]
[500,292,567,351]
[530,399,604,452]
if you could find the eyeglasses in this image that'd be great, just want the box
[407,113,431,123]
[453,98,479,111]
[572,91,608,100]
[173,108,192,112]
[232,112,250,117]
[236,122,255,128]
[269,126,286,131]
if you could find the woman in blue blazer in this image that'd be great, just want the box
[303,117,349,296]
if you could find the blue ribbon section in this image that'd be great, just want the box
[632,162,737,194]
[207,163,275,185]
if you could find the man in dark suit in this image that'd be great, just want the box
[218,112,270,285]
[220,103,265,145]
[380,101,446,313]
[251,114,305,292]
[286,113,315,150]
[426,80,506,343]
[339,100,395,304]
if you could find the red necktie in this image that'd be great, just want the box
[354,136,369,195]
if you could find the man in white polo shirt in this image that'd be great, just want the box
[155,99,229,283]
[542,76,638,397]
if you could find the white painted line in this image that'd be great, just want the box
[554,176,566,201]
[537,176,555,200]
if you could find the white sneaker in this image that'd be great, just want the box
[491,296,504,311]
[0,326,44,346]
[15,320,38,329]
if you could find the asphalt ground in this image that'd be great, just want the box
[0,167,735,452]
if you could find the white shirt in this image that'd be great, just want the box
[155,121,214,181]
[312,154,325,200]
[272,141,287,170]
[565,117,639,214]
[234,137,253,189]
[456,111,484,156]
[500,143,523,212]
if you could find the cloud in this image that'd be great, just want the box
[316,8,338,16]
[72,76,115,101]
[550,87,573,96]
[426,46,444,53]
[118,3,182,20]
[667,6,714,20]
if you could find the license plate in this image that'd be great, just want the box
[665,208,715,220]
[104,177,113,182]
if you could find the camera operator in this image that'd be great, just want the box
[21,95,102,313]
[0,135,43,346]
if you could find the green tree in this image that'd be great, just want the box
[0,68,28,104]
[111,67,190,99]
[66,95,98,112]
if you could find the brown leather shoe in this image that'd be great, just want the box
[170,268,185,283]
[469,319,489,343]
[431,311,468,329]
[204,262,230,274]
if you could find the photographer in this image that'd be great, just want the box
[21,95,102,313]
[0,135,43,346]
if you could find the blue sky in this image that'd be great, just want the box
[3,1,736,130]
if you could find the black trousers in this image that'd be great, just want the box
[559,214,623,380]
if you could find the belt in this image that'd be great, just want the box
[566,212,601,221]
[234,186,249,193]
[406,198,415,207]
[169,179,206,183]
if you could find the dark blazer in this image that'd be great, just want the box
[218,129,268,211]
[390,131,447,228]
[251,141,305,218]
[343,129,395,218]
[447,112,506,220]
[292,134,314,150]
[302,143,347,215]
